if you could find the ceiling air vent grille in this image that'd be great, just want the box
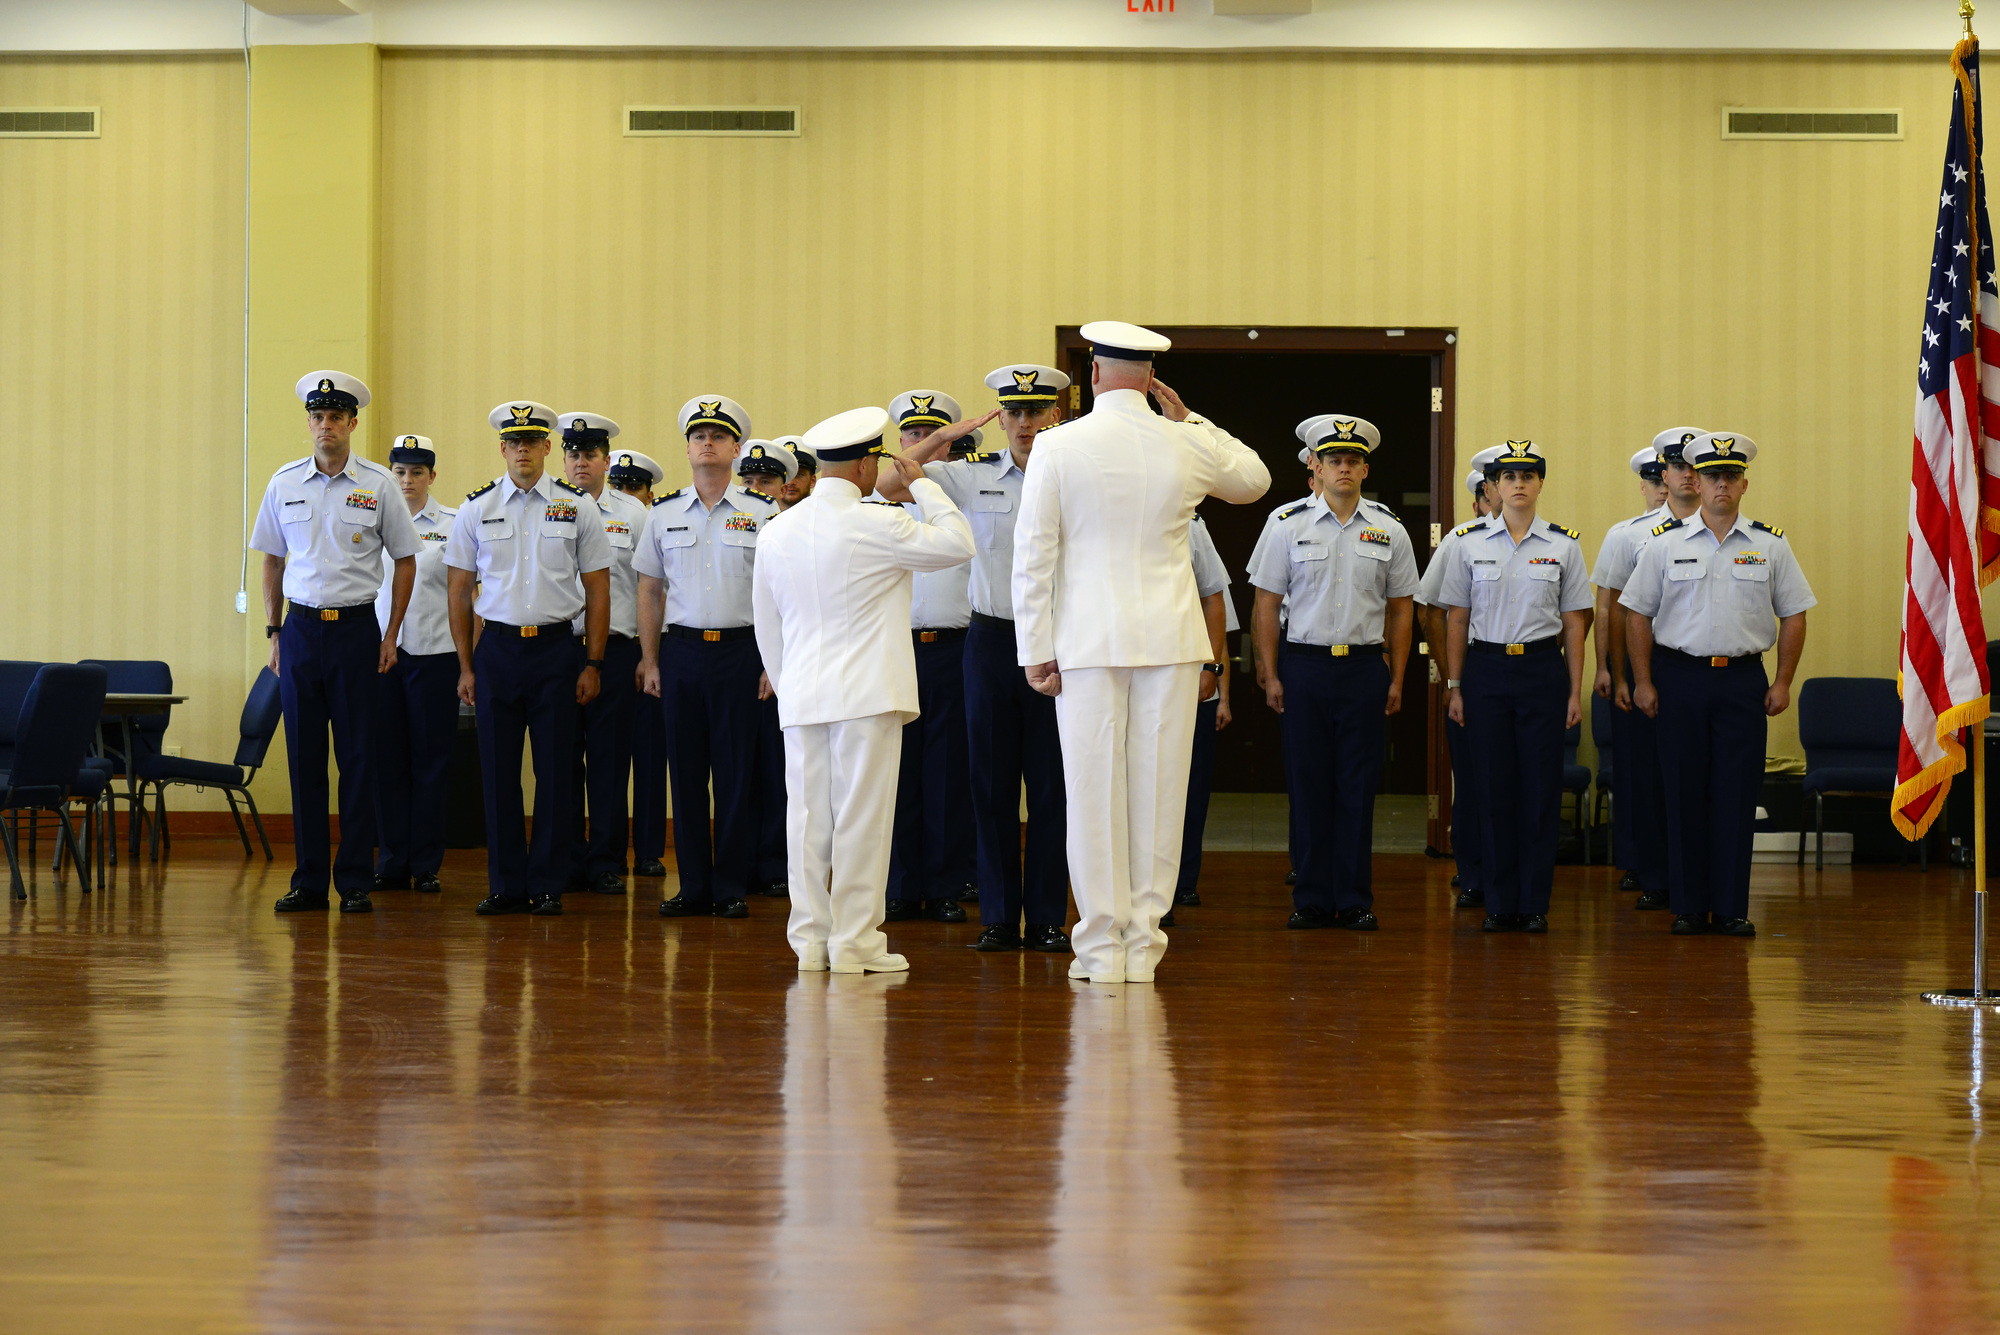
[625,106,800,137]
[1723,108,1900,141]
[0,108,99,138]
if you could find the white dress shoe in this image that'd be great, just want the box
[1124,969,1156,983]
[831,952,909,974]
[797,943,830,972]
[1068,959,1124,984]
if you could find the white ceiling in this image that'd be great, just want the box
[0,0,1968,53]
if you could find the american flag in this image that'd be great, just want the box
[1897,36,2000,839]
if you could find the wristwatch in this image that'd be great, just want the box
[1446,678,1462,690]
[266,624,282,639]
[584,658,606,670]
[1201,662,1224,675]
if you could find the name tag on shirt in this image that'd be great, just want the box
[971,491,1012,513]
[656,525,696,549]
[281,497,312,523]
[1667,558,1704,581]
[482,515,514,541]
[1291,539,1327,562]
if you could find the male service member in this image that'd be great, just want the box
[252,371,419,915]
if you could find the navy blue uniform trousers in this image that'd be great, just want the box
[1653,653,1767,921]
[963,616,1069,929]
[567,633,641,881]
[1610,665,1668,893]
[631,692,668,863]
[372,648,459,880]
[279,611,381,897]
[659,633,761,906]
[1175,694,1221,894]
[1281,648,1390,914]
[755,695,788,890]
[473,630,580,904]
[1446,715,1483,894]
[890,629,976,904]
[1462,648,1568,917]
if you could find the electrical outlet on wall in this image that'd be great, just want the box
[163,745,182,757]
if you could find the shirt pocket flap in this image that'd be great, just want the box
[720,527,758,548]
[971,491,1013,513]
[279,493,315,523]
[1291,540,1328,562]
[337,492,380,525]
[479,514,514,541]
[1355,541,1391,562]
[1524,562,1560,581]
[654,524,697,549]
[1470,563,1503,581]
[1729,560,1770,581]
[605,526,633,549]
[1666,558,1707,582]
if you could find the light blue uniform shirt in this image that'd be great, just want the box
[250,453,422,609]
[444,471,612,627]
[1589,507,1666,592]
[1618,513,1816,657]
[1249,496,1420,646]
[632,483,776,629]
[922,452,1026,620]
[1434,515,1594,644]
[1190,514,1229,599]
[375,496,457,656]
[572,485,649,640]
[902,499,974,630]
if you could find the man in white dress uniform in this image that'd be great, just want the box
[752,407,975,974]
[1011,321,1270,983]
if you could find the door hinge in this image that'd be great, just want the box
[1070,385,1081,410]
[1429,521,1441,546]
[1431,387,1443,413]
[1427,794,1439,819]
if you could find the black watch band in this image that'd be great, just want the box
[585,658,606,670]
[1201,662,1224,675]
[266,624,283,639]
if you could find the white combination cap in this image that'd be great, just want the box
[1080,321,1171,361]
[1295,414,1382,455]
[678,395,751,440]
[889,390,961,432]
[803,406,891,462]
[298,370,370,411]
[489,401,558,437]
[985,365,1070,403]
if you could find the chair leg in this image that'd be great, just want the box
[224,790,251,857]
[2,812,23,899]
[149,785,163,863]
[55,805,87,889]
[243,789,273,861]
[1815,793,1825,872]
[1797,803,1806,867]
[159,786,171,855]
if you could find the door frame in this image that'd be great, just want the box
[1053,324,1461,853]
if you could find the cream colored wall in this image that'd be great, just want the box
[0,54,251,808]
[380,48,1944,758]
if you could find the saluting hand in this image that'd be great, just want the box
[874,454,924,505]
[1149,379,1191,423]
[905,409,1000,466]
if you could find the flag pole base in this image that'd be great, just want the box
[1922,989,2000,1008]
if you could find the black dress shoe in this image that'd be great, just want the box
[1619,871,1639,893]
[1521,913,1548,934]
[1284,869,1297,886]
[477,895,533,915]
[1159,908,1177,928]
[635,859,669,877]
[1481,913,1511,933]
[1450,873,1461,887]
[658,893,711,917]
[956,883,980,902]
[713,898,749,919]
[1712,916,1756,937]
[884,900,918,922]
[591,871,626,895]
[1175,887,1201,907]
[1025,923,1070,952]
[274,888,329,913]
[1455,886,1484,909]
[763,881,790,898]
[530,895,563,916]
[926,898,967,923]
[339,891,374,914]
[1634,889,1670,911]
[374,874,410,891]
[414,873,443,895]
[970,924,1022,951]
[1671,913,1708,935]
[1288,906,1333,930]
[1335,907,1379,931]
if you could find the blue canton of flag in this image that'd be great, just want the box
[1919,45,1997,397]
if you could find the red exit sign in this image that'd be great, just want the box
[1128,0,1176,10]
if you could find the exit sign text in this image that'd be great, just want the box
[1128,0,1175,11]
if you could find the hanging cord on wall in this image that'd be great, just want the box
[235,1,252,615]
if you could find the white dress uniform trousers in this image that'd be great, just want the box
[752,476,974,969]
[1011,390,1270,981]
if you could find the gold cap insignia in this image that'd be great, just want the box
[619,453,632,466]
[318,378,334,393]
[700,399,722,416]
[510,405,534,426]
[402,435,416,446]
[911,394,934,414]
[1712,437,1736,455]
[1333,419,1358,441]
[1012,370,1039,391]
[572,418,587,431]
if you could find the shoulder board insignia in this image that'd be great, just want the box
[746,490,778,505]
[1650,517,1684,537]
[1451,519,1485,538]
[863,498,901,508]
[1365,499,1398,520]
[466,480,498,501]
[1278,503,1311,521]
[552,477,585,495]
[1547,521,1581,540]
[1750,520,1784,537]
[966,451,1000,463]
[1192,512,1207,525]
[654,488,686,506]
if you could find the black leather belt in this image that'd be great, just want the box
[914,627,968,644]
[288,602,375,623]
[1469,636,1562,657]
[969,611,1014,629]
[487,621,571,639]
[667,624,754,643]
[576,632,636,646]
[1656,646,1760,667]
[1285,641,1384,657]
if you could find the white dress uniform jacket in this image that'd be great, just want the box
[751,476,974,971]
[1618,514,1816,656]
[251,453,422,608]
[1011,391,1271,669]
[443,471,612,626]
[375,497,457,655]
[571,485,648,639]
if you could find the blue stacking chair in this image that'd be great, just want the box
[135,668,282,861]
[1589,692,1617,863]
[1562,719,1594,854]
[1797,677,1915,871]
[84,658,172,858]
[1,663,108,898]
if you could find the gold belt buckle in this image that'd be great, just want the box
[320,609,338,622]
[920,631,937,643]
[521,625,538,639]
[703,629,721,642]
[1330,644,1349,657]
[1710,655,1729,667]
[1506,643,1526,656]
